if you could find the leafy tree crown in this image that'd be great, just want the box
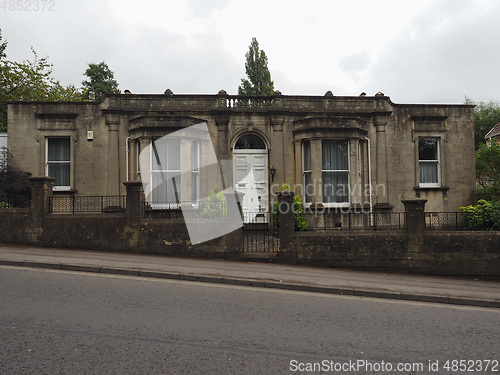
[0,29,84,131]
[465,97,500,149]
[82,61,119,101]
[238,37,274,96]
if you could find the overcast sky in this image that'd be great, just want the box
[1,0,499,104]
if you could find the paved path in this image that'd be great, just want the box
[0,243,499,308]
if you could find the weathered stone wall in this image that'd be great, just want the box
[386,105,476,212]
[8,93,476,213]
[293,231,500,276]
[0,179,235,258]
[0,209,33,243]
[0,211,231,258]
[2,206,498,275]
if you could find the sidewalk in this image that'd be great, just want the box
[0,243,498,308]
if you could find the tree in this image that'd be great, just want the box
[0,29,7,60]
[475,142,500,201]
[0,29,84,131]
[465,98,500,149]
[0,148,31,208]
[238,37,274,96]
[81,62,119,101]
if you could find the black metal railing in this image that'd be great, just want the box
[425,212,466,230]
[142,201,194,219]
[49,195,126,214]
[242,211,274,230]
[242,231,279,253]
[241,211,279,253]
[0,191,31,208]
[305,212,406,231]
[425,211,500,230]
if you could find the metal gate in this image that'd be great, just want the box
[242,212,280,254]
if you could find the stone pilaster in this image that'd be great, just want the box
[124,181,143,225]
[29,176,55,222]
[271,115,285,185]
[310,139,322,205]
[214,111,231,161]
[105,113,121,195]
[277,190,296,264]
[402,199,427,235]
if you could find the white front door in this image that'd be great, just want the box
[233,150,268,223]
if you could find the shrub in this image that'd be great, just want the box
[0,201,12,209]
[459,200,500,229]
[197,186,227,219]
[272,184,308,231]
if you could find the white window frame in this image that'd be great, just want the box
[149,138,200,208]
[302,140,312,205]
[45,137,71,191]
[150,138,182,208]
[321,139,350,207]
[418,137,441,188]
[191,140,200,206]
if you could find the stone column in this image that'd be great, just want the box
[293,141,304,199]
[138,138,149,178]
[129,138,137,181]
[271,115,285,185]
[310,139,322,206]
[402,199,427,235]
[349,138,361,206]
[124,181,143,225]
[278,190,296,264]
[29,177,55,222]
[374,115,388,207]
[215,111,231,162]
[105,114,121,195]
[372,94,392,209]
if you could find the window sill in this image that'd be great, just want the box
[414,186,449,198]
[52,189,77,195]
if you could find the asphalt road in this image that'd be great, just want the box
[0,266,499,375]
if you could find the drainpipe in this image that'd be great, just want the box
[365,136,373,226]
[125,137,130,182]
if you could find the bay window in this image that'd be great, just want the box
[322,139,349,204]
[151,138,181,205]
[150,138,200,206]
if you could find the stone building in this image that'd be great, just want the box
[485,122,500,146]
[7,90,476,214]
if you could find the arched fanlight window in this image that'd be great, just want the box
[234,134,266,149]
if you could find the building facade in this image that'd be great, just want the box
[485,122,500,146]
[7,90,476,213]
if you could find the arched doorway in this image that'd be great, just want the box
[233,134,268,222]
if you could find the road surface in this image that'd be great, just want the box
[0,266,498,374]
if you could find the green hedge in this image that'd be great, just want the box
[460,200,500,229]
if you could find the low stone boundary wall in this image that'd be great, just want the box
[294,231,500,276]
[0,178,239,259]
[1,179,499,275]
[0,211,233,259]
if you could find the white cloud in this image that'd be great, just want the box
[364,0,500,103]
[0,0,499,102]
